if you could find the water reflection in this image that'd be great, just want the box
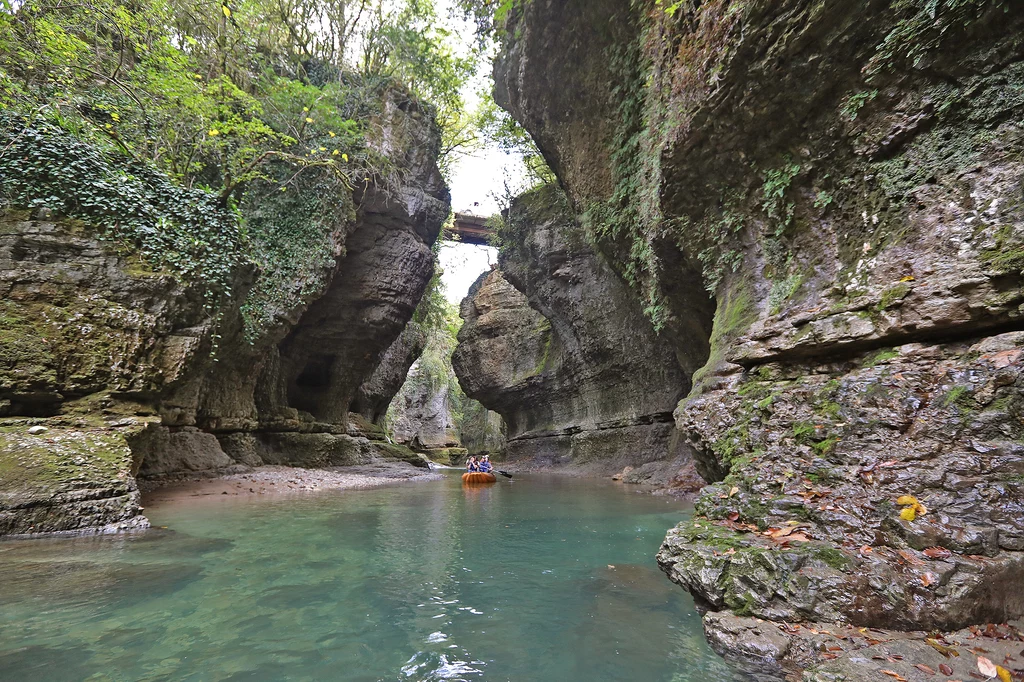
[0,471,742,681]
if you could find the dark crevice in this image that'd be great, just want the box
[736,315,1024,370]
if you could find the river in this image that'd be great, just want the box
[0,471,742,681]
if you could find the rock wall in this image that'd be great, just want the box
[453,186,704,488]
[0,88,448,535]
[459,398,506,456]
[387,369,460,451]
[495,0,1024,674]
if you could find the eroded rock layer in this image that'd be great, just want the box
[453,186,704,488]
[494,0,1024,674]
[0,89,447,535]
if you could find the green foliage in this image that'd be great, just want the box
[475,91,554,186]
[1,0,480,347]
[760,160,801,237]
[941,384,975,410]
[576,26,672,328]
[866,0,1010,78]
[876,282,912,311]
[454,0,527,41]
[981,224,1024,274]
[863,348,900,367]
[768,272,803,315]
[0,114,242,325]
[839,89,878,121]
[385,244,466,434]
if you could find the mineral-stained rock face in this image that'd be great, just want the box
[0,89,449,535]
[453,186,705,486]
[495,0,1024,672]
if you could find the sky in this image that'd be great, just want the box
[430,1,527,305]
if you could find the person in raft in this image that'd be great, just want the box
[479,456,493,473]
[466,456,480,472]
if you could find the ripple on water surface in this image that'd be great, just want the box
[0,472,743,681]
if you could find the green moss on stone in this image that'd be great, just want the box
[876,282,912,311]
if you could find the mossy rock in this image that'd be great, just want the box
[0,422,146,535]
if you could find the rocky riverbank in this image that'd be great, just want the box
[141,462,442,507]
[0,84,449,537]
[482,0,1024,675]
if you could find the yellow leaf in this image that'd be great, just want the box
[305,117,314,123]
[728,486,739,497]
[332,150,339,156]
[899,507,916,522]
[318,147,326,152]
[997,665,1012,682]
[342,153,348,162]
[896,495,918,506]
[279,186,286,192]
[328,131,335,137]
[208,129,219,136]
[899,275,916,282]
[222,5,230,17]
[302,107,309,112]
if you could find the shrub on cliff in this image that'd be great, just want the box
[0,0,478,341]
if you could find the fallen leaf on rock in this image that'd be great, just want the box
[729,486,739,497]
[897,495,919,506]
[978,656,997,678]
[914,663,937,675]
[940,663,954,675]
[924,546,952,559]
[882,671,908,681]
[900,506,917,521]
[899,550,925,566]
[768,525,806,539]
[926,638,960,658]
[996,666,1012,682]
[728,512,740,522]
[922,572,937,586]
[860,545,873,555]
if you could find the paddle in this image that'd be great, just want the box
[496,470,513,479]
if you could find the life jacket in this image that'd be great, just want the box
[480,461,492,472]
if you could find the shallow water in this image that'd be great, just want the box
[0,471,741,681]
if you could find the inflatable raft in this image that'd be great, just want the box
[462,472,497,484]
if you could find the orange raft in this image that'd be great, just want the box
[462,472,497,484]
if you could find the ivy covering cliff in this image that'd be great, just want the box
[1,0,476,342]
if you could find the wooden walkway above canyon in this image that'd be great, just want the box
[445,213,493,245]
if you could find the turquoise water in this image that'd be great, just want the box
[0,471,741,681]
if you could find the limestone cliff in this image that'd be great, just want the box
[453,185,704,488]
[494,0,1024,675]
[0,87,448,535]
